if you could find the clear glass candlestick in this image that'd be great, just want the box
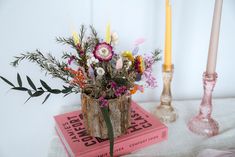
[188,72,219,136]
[154,64,177,123]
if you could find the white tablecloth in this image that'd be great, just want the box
[48,98,235,157]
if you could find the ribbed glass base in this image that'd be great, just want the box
[188,72,219,136]
[188,116,219,136]
[154,105,177,123]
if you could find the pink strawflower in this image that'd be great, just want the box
[93,42,113,61]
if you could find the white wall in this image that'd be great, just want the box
[0,0,235,102]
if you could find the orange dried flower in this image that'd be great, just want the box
[134,56,145,74]
[64,67,86,88]
[130,84,144,95]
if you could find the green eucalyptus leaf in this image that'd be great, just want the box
[63,92,71,97]
[0,76,15,87]
[62,87,72,93]
[26,76,36,90]
[37,87,44,91]
[100,107,114,157]
[27,90,33,96]
[42,94,51,104]
[17,73,22,87]
[12,87,28,91]
[24,97,32,104]
[40,80,51,91]
[32,91,44,97]
[50,89,61,94]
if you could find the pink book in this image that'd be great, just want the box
[54,101,168,157]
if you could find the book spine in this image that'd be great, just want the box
[81,128,168,157]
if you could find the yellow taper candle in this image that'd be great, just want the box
[164,0,172,69]
[105,22,111,44]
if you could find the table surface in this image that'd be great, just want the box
[47,98,235,157]
[0,97,234,157]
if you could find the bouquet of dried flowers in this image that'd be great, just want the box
[0,25,160,157]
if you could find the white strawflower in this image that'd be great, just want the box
[91,57,99,63]
[87,59,92,66]
[111,32,118,45]
[87,56,99,66]
[96,67,105,76]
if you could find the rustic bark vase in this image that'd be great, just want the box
[81,93,131,139]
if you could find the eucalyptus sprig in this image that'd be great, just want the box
[0,73,74,104]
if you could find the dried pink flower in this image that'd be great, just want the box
[110,81,117,89]
[143,56,157,87]
[93,42,113,61]
[99,96,108,108]
[68,55,75,65]
[115,86,127,97]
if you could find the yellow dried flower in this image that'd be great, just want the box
[122,51,134,62]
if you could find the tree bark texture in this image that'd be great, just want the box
[81,93,131,139]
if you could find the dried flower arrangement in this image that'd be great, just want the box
[0,25,160,157]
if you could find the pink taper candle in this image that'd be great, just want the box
[206,0,223,74]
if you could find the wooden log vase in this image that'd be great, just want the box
[81,93,131,139]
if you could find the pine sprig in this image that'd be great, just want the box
[152,49,162,62]
[62,52,74,60]
[90,25,98,38]
[56,37,76,48]
[79,25,86,44]
[90,25,99,44]
[11,51,42,67]
[11,50,73,84]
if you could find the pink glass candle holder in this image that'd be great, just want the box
[188,72,219,136]
[154,64,178,123]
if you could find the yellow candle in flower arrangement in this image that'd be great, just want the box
[164,0,172,69]
[72,31,79,45]
[105,22,111,44]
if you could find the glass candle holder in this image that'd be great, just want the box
[188,72,219,136]
[154,64,178,123]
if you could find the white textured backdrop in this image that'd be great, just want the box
[1,0,234,103]
[0,0,234,157]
